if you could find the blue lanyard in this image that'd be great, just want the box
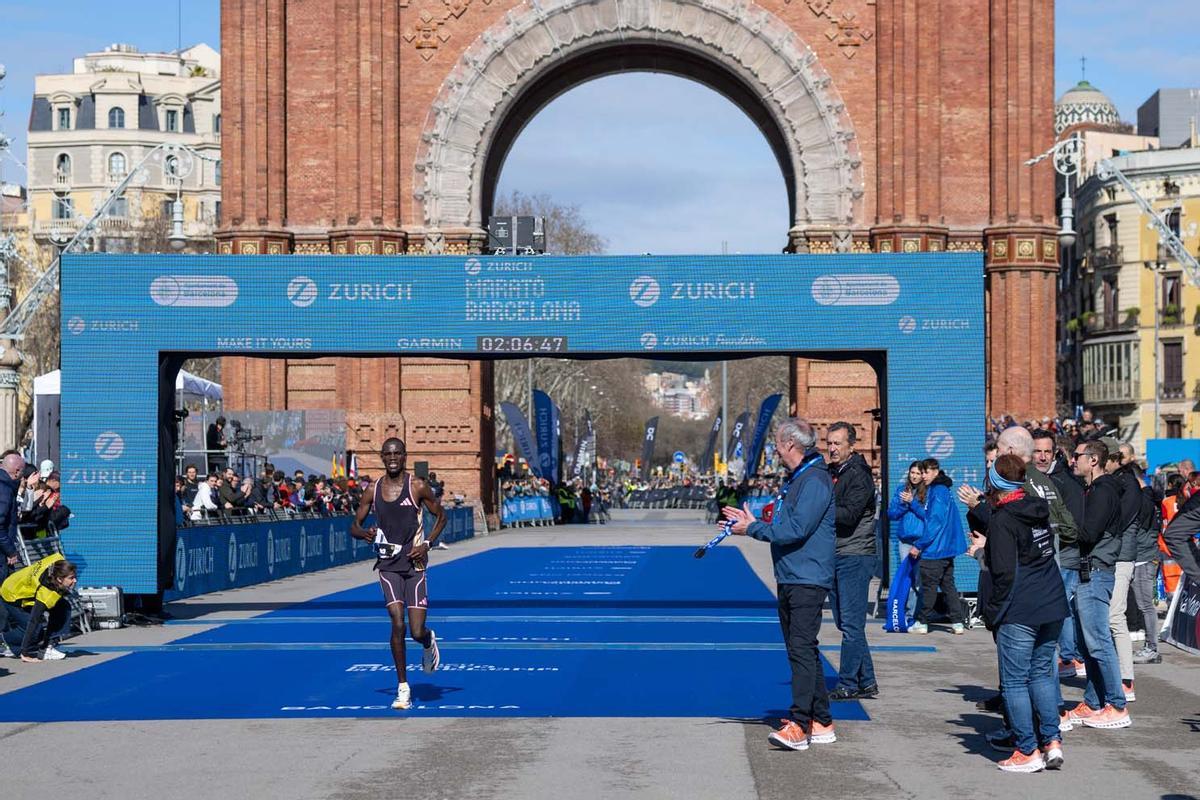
[775,453,822,505]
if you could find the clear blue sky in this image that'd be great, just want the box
[1,0,1193,252]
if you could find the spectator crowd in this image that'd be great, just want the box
[175,462,368,524]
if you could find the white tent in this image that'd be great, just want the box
[33,369,223,404]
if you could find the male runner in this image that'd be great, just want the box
[351,438,447,710]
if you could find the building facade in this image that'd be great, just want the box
[1063,144,1200,454]
[26,44,222,252]
[217,0,1059,508]
[1138,89,1200,148]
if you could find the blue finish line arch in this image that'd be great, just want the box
[60,252,983,595]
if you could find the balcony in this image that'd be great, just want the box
[53,172,70,187]
[1089,244,1124,270]
[1161,381,1186,400]
[1082,339,1139,406]
[33,218,80,239]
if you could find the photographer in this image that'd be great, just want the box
[722,418,837,752]
[206,416,228,474]
[0,553,76,661]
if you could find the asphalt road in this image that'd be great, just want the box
[2,509,1197,800]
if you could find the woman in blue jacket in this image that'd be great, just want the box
[887,462,927,619]
[908,457,967,634]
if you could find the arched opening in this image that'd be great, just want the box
[481,43,796,239]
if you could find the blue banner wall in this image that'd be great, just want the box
[500,402,541,478]
[60,253,984,593]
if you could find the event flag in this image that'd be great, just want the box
[746,393,783,478]
[727,411,750,462]
[501,402,542,478]
[641,416,660,474]
[533,390,558,483]
[572,410,595,477]
[348,453,358,478]
[700,408,723,471]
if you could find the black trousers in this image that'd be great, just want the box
[777,583,832,727]
[917,558,964,625]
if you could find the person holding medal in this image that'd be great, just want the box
[722,417,837,752]
[350,437,447,710]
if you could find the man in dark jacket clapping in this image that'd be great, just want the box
[825,421,879,700]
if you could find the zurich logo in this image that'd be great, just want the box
[175,539,186,593]
[464,258,482,276]
[329,524,336,563]
[94,431,125,461]
[67,316,86,335]
[228,532,238,583]
[629,276,661,307]
[287,276,319,308]
[640,332,658,350]
[898,316,917,334]
[266,530,275,577]
[299,526,307,569]
[925,430,955,459]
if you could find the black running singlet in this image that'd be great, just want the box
[373,474,425,572]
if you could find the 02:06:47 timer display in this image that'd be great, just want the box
[476,336,569,353]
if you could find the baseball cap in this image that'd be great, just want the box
[39,459,54,478]
[1098,436,1121,457]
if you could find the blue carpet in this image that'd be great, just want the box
[0,546,879,721]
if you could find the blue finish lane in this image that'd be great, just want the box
[0,547,909,721]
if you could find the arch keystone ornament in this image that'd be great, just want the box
[413,0,864,245]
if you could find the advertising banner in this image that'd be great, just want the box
[641,416,659,473]
[500,402,541,478]
[700,408,723,471]
[746,394,783,478]
[1162,574,1200,656]
[533,390,558,484]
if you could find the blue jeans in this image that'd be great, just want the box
[1057,567,1080,662]
[829,553,877,691]
[997,620,1063,754]
[1073,569,1126,710]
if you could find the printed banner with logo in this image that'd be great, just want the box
[166,509,475,600]
[1162,574,1200,656]
[641,416,659,473]
[746,394,783,478]
[728,411,750,462]
[700,408,723,471]
[60,253,983,592]
[500,402,541,479]
[533,390,558,485]
[572,410,594,478]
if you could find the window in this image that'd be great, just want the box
[57,107,71,130]
[53,194,73,220]
[214,160,221,186]
[1102,275,1119,328]
[1163,273,1182,319]
[1167,208,1182,238]
[1165,417,1183,439]
[215,200,221,223]
[1163,340,1184,397]
[213,113,221,134]
[1104,214,1118,246]
[108,152,126,179]
[165,109,179,132]
[161,199,174,219]
[108,107,125,128]
[107,194,128,218]
[55,153,71,183]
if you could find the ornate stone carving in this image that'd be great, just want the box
[415,0,863,239]
[792,0,874,58]
[294,241,332,255]
[402,0,496,60]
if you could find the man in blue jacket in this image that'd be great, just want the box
[0,451,25,581]
[723,417,837,752]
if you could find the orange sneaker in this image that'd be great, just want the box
[1067,701,1100,724]
[810,719,837,744]
[1080,704,1131,729]
[767,719,810,751]
[998,749,1045,773]
[1041,740,1064,770]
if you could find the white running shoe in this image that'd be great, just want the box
[0,641,14,658]
[40,645,67,661]
[423,630,441,673]
[392,682,412,710]
[909,621,928,635]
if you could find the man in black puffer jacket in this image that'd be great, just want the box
[825,422,879,701]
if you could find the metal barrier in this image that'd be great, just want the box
[500,496,556,527]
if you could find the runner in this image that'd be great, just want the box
[350,437,447,710]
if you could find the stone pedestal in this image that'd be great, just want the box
[0,340,22,453]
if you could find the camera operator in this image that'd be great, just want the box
[206,416,228,474]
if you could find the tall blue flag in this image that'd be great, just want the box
[533,390,559,484]
[746,393,783,478]
[500,402,541,478]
